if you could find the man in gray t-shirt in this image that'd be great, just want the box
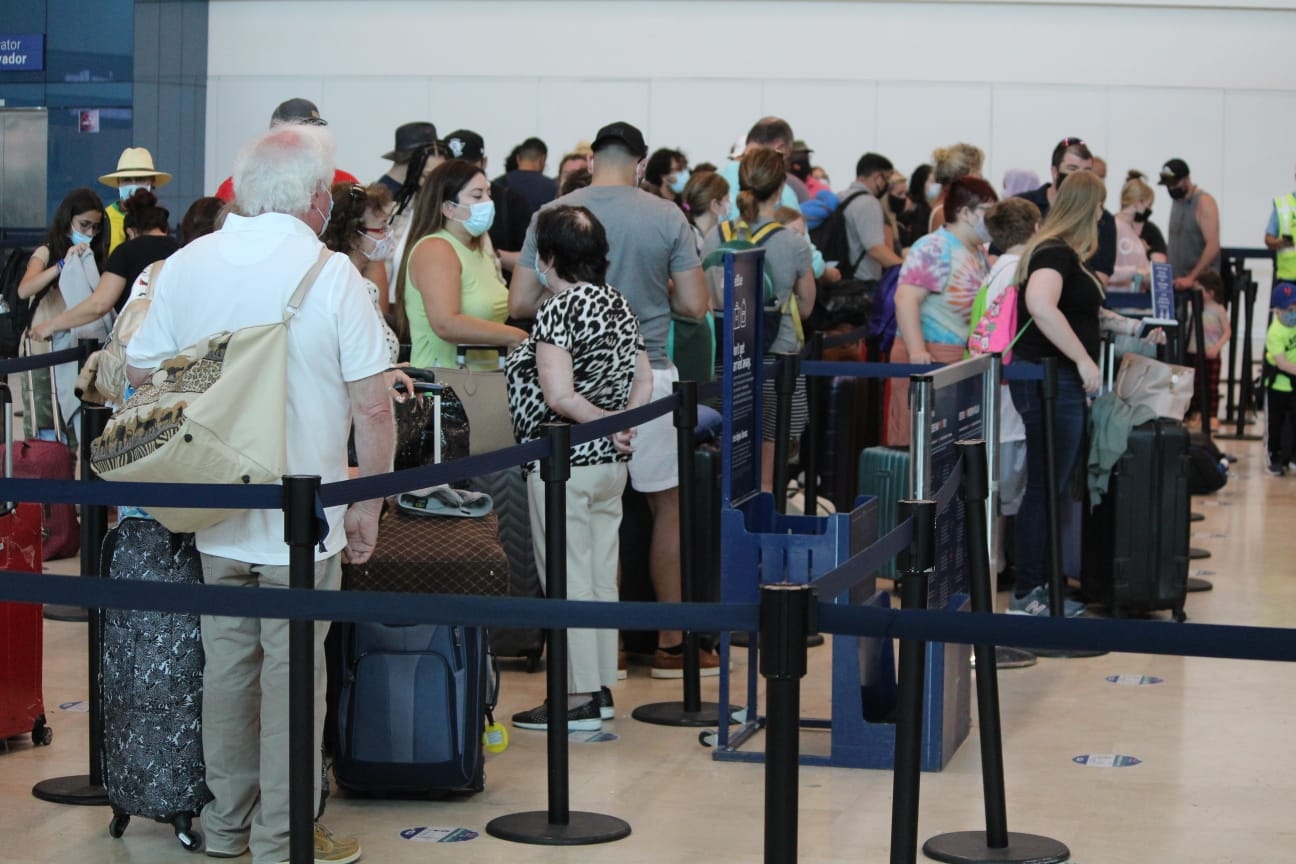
[510,121,711,675]
[839,152,904,282]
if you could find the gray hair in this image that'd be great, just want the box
[232,123,335,217]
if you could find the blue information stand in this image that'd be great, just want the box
[712,250,972,772]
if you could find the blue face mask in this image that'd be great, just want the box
[1280,309,1296,328]
[535,261,550,288]
[669,168,691,195]
[70,231,94,247]
[454,200,495,237]
[118,183,149,201]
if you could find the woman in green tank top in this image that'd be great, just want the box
[395,160,527,370]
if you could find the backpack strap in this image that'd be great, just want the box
[748,222,785,246]
[836,190,875,276]
[284,248,332,321]
[718,220,740,243]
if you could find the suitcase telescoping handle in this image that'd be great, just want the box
[1,383,13,514]
[1099,332,1117,394]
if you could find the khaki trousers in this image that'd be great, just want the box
[198,553,340,864]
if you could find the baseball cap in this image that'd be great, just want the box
[792,139,813,154]
[591,122,648,159]
[1272,281,1296,311]
[443,130,485,163]
[383,122,439,161]
[1158,158,1190,186]
[270,98,326,127]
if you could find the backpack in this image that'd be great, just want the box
[703,220,795,352]
[0,247,48,359]
[808,191,877,327]
[79,259,165,405]
[967,259,1032,363]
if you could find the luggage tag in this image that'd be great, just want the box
[483,710,509,753]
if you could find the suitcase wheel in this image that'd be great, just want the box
[109,813,130,839]
[31,716,51,746]
[173,813,202,852]
[1172,607,1187,623]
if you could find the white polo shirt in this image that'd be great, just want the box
[128,212,389,564]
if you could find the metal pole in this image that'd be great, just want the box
[760,582,813,864]
[909,375,934,497]
[772,353,798,513]
[283,474,320,864]
[1039,358,1066,619]
[803,332,823,512]
[890,498,935,864]
[1223,257,1241,426]
[541,422,572,826]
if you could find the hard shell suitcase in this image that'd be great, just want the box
[0,383,51,750]
[100,518,211,849]
[1081,418,1190,621]
[856,446,912,581]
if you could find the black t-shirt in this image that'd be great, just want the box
[1013,184,1117,278]
[1013,240,1105,369]
[103,234,181,312]
[488,180,533,257]
[1142,220,1168,257]
[503,169,558,215]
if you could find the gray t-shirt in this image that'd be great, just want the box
[700,219,811,354]
[520,185,700,368]
[839,181,885,282]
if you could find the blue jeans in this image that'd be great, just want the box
[1008,367,1088,597]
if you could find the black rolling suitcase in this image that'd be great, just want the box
[1082,418,1191,621]
[100,518,212,849]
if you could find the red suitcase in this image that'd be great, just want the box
[0,381,52,747]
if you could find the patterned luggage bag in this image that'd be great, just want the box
[344,510,509,595]
[100,518,211,850]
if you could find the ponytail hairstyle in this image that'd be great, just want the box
[1120,170,1154,211]
[680,171,729,227]
[736,147,786,224]
[1014,170,1106,287]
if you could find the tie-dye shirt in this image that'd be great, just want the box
[896,226,990,345]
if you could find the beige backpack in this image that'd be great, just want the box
[76,259,164,406]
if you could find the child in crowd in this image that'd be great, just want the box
[1264,281,1296,476]
[977,197,1041,574]
[1185,269,1231,430]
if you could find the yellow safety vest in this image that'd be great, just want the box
[1275,194,1296,280]
[106,201,127,255]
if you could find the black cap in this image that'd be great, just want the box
[591,121,648,159]
[270,97,326,127]
[443,129,485,164]
[382,122,439,161]
[1158,158,1190,185]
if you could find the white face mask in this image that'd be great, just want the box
[358,228,396,261]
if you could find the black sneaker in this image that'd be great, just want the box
[512,699,602,732]
[1267,460,1286,477]
[596,686,615,720]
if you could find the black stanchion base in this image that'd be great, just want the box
[1189,547,1211,560]
[43,605,87,623]
[31,775,108,806]
[1187,577,1213,593]
[631,700,727,727]
[923,830,1070,864]
[730,631,824,649]
[978,647,1036,670]
[1029,647,1108,659]
[1213,432,1262,442]
[1190,511,1205,522]
[485,811,630,846]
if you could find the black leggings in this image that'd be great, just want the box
[1267,387,1296,463]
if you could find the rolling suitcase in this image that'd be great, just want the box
[100,518,211,849]
[5,365,78,561]
[1081,418,1190,621]
[0,383,51,751]
[856,446,911,581]
[333,509,504,796]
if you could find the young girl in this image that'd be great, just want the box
[1185,269,1231,429]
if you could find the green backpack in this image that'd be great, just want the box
[702,220,789,352]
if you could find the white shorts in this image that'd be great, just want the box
[628,366,680,494]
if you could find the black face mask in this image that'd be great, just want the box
[1168,186,1188,200]
[1134,208,1151,223]
[888,194,908,214]
[1054,171,1068,190]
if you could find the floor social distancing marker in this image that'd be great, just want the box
[399,827,478,843]
[1073,754,1141,768]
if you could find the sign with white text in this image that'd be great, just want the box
[721,249,765,507]
[0,35,44,72]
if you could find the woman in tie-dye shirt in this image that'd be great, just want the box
[886,176,998,445]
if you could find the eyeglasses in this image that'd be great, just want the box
[72,217,102,234]
[347,184,366,203]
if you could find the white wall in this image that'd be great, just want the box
[206,0,1296,251]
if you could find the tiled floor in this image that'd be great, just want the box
[1,435,1293,863]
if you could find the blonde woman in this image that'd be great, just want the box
[1110,171,1156,291]
[1005,171,1146,616]
[927,142,986,232]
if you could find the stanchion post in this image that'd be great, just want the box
[283,474,320,864]
[921,443,1070,864]
[486,425,629,846]
[31,400,111,806]
[1223,257,1242,426]
[890,498,935,864]
[803,332,823,512]
[760,581,813,864]
[772,353,798,514]
[1039,358,1066,619]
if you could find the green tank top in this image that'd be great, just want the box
[404,230,509,370]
